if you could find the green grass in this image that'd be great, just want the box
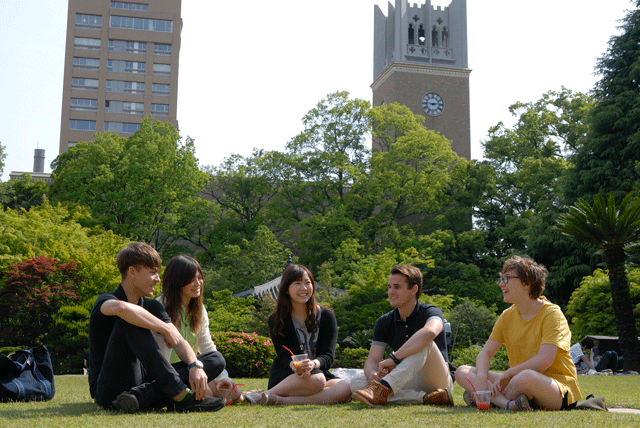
[1,375,639,427]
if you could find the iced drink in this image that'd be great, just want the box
[475,390,491,411]
[292,353,308,375]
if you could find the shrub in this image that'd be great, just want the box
[213,331,275,378]
[451,343,509,371]
[334,347,369,368]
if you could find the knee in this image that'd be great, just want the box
[510,370,538,389]
[454,365,473,384]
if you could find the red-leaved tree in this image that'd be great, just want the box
[0,256,82,347]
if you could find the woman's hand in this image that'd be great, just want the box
[290,358,313,377]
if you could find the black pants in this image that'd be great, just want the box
[93,318,187,410]
[171,351,226,388]
[596,351,618,372]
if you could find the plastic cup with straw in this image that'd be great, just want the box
[466,375,491,411]
[283,345,307,375]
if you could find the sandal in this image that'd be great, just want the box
[463,390,475,407]
[261,391,280,405]
[506,394,532,411]
[243,390,265,405]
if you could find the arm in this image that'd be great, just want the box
[476,339,502,391]
[100,299,181,348]
[580,354,595,371]
[364,344,386,382]
[378,317,442,374]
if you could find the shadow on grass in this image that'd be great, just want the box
[0,402,103,419]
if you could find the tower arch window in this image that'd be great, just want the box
[408,24,414,45]
[418,25,425,45]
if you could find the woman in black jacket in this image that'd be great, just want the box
[245,264,351,405]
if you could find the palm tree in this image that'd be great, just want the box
[556,192,640,371]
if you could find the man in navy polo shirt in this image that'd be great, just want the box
[352,264,453,407]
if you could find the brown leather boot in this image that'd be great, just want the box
[352,380,392,408]
[423,388,454,406]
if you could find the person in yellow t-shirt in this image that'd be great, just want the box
[455,255,581,411]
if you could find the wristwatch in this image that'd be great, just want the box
[188,360,204,370]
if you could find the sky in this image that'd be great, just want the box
[0,0,635,181]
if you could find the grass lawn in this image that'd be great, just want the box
[1,374,639,427]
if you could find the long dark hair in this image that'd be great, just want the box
[161,255,204,332]
[271,264,318,336]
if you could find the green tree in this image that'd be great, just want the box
[0,202,126,300]
[566,268,640,339]
[0,141,5,177]
[203,150,278,235]
[51,117,208,251]
[205,225,291,294]
[283,91,370,216]
[568,2,640,200]
[557,192,640,371]
[478,88,597,306]
[0,173,49,210]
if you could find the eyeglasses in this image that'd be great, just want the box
[498,275,519,285]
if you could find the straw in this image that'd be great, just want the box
[282,345,297,360]
[466,376,478,394]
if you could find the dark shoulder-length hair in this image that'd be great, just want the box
[161,255,204,332]
[271,264,318,337]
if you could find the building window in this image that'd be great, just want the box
[154,43,171,56]
[105,100,144,114]
[72,78,99,91]
[68,142,78,148]
[70,98,98,111]
[104,121,141,133]
[73,57,100,71]
[108,40,147,54]
[74,37,101,50]
[106,80,145,94]
[152,83,170,96]
[107,60,145,74]
[152,63,170,76]
[69,119,96,131]
[110,16,173,33]
[151,103,169,117]
[110,1,149,11]
[76,14,102,29]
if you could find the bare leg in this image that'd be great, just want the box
[268,373,326,397]
[276,379,352,405]
[454,365,501,393]
[499,369,563,410]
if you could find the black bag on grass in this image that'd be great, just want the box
[0,345,55,402]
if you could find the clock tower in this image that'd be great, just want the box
[372,0,470,159]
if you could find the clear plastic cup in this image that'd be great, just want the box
[475,390,491,411]
[292,353,308,375]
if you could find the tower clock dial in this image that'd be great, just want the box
[421,93,444,116]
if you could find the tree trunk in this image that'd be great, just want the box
[603,244,640,372]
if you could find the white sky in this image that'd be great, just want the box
[0,0,634,181]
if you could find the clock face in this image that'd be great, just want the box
[421,93,444,116]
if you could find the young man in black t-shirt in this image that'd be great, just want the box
[352,265,453,407]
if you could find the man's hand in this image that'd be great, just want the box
[161,322,182,349]
[378,358,397,375]
[189,366,208,401]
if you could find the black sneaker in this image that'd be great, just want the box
[112,392,139,413]
[167,395,226,413]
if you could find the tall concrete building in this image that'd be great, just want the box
[59,0,182,153]
[372,0,470,159]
